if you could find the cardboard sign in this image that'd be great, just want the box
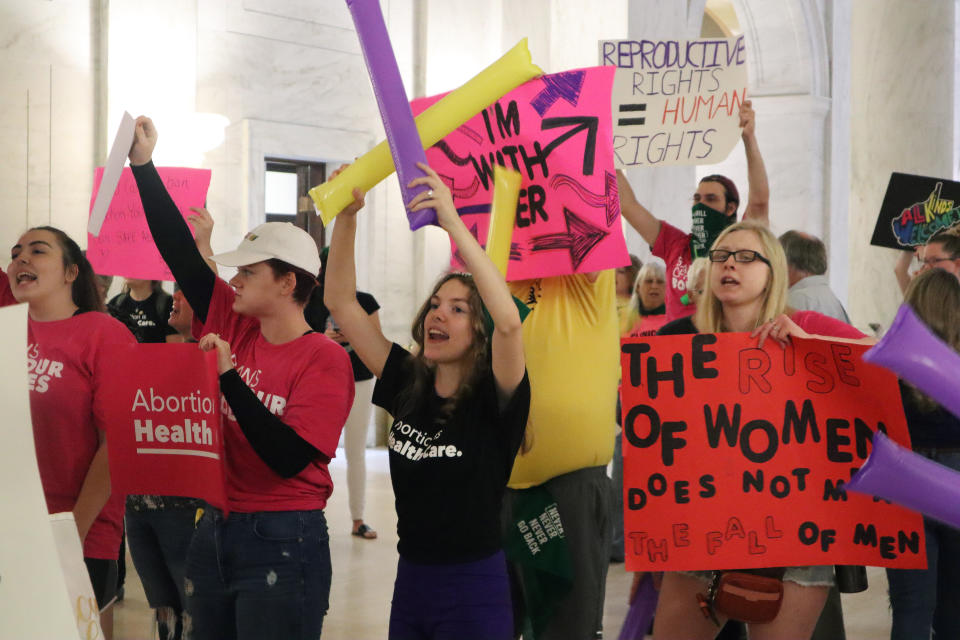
[51,513,103,638]
[411,66,627,280]
[0,305,80,639]
[88,111,136,236]
[87,167,212,281]
[599,37,748,168]
[619,333,925,571]
[102,343,227,511]
[870,172,960,249]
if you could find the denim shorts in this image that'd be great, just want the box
[679,565,836,587]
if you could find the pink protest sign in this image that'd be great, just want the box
[412,66,627,280]
[87,167,212,281]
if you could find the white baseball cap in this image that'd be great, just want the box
[210,222,321,276]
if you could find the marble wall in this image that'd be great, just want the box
[849,0,955,331]
[0,0,98,251]
[0,0,951,339]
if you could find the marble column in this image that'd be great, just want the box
[849,0,955,330]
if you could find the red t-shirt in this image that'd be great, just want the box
[652,221,695,322]
[0,269,18,306]
[27,311,134,559]
[792,310,866,340]
[194,278,354,512]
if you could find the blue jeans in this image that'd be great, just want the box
[185,508,331,640]
[126,504,196,610]
[886,451,960,640]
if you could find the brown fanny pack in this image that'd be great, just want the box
[696,568,786,625]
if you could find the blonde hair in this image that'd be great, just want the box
[629,261,666,314]
[694,221,788,333]
[686,257,709,293]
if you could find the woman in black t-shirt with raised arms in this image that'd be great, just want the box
[325,163,530,639]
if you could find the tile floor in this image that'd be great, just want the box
[113,449,893,639]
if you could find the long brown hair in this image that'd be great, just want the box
[31,226,105,313]
[903,268,960,411]
[394,272,490,421]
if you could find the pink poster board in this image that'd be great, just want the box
[87,167,212,281]
[412,66,627,280]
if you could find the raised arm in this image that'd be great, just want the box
[408,162,525,402]
[894,248,916,296]
[128,116,216,322]
[324,178,392,379]
[617,169,662,246]
[188,206,219,275]
[739,100,770,226]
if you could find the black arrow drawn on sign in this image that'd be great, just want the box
[540,116,599,176]
[530,207,609,270]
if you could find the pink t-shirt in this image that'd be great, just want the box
[27,311,134,559]
[194,278,354,512]
[628,313,669,337]
[792,310,866,340]
[652,221,695,322]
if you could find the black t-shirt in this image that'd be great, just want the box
[899,381,960,449]
[304,289,380,381]
[657,315,697,335]
[107,290,176,343]
[373,343,531,564]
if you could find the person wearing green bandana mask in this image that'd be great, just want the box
[617,100,770,321]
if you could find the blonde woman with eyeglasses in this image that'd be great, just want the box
[653,221,874,640]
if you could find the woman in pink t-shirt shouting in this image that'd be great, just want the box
[5,226,134,638]
[128,117,354,640]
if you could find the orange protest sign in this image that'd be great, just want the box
[619,333,925,571]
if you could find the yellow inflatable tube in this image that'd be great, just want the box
[486,166,522,278]
[309,38,543,225]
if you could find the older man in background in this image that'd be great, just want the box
[780,230,850,323]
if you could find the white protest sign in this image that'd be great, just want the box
[0,304,87,639]
[52,513,104,638]
[599,36,748,168]
[88,111,136,236]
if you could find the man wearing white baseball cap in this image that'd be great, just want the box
[129,115,354,640]
[209,221,321,277]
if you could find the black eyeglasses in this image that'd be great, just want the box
[708,249,771,266]
[918,256,957,267]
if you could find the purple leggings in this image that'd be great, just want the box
[389,550,513,640]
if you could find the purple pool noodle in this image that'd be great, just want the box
[863,303,960,420]
[617,573,658,640]
[346,0,436,230]
[845,431,960,530]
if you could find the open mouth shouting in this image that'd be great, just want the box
[426,327,449,343]
[14,271,38,288]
